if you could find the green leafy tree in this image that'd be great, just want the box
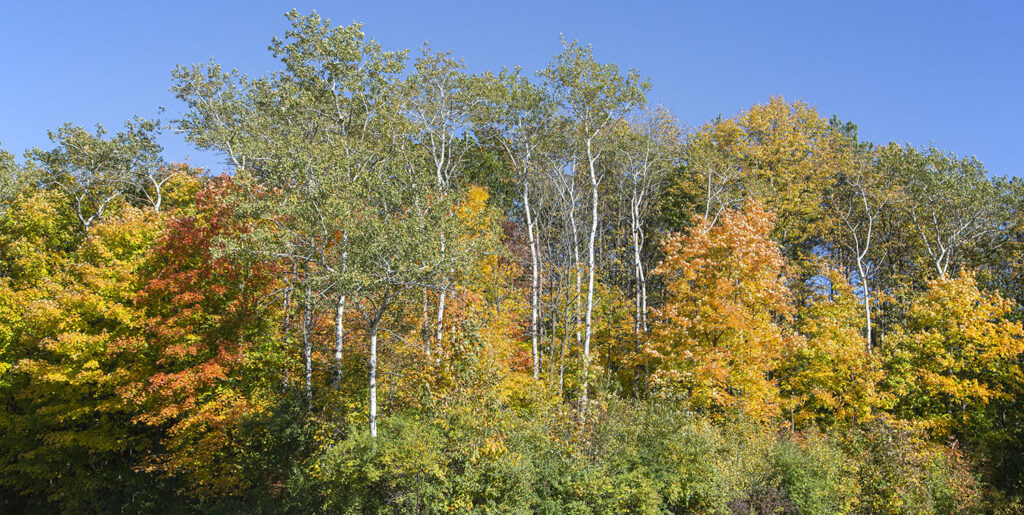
[173,10,457,437]
[477,67,553,378]
[882,144,1012,279]
[0,143,31,216]
[28,118,169,233]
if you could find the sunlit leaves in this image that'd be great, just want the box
[885,271,1024,437]
[779,270,886,429]
[0,206,160,507]
[648,202,795,421]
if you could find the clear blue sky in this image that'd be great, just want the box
[2,1,1022,176]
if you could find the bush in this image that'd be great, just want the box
[292,399,988,513]
[769,433,858,513]
[843,418,983,514]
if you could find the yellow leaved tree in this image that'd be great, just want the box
[779,269,887,430]
[885,271,1024,438]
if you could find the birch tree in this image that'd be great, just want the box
[172,11,434,432]
[543,147,585,393]
[825,152,894,352]
[884,144,1012,279]
[478,68,552,378]
[684,120,745,227]
[540,38,648,410]
[29,119,167,233]
[117,117,176,213]
[347,155,452,437]
[613,107,679,390]
[403,48,482,351]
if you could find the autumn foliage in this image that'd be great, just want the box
[2,12,1022,512]
[649,202,794,421]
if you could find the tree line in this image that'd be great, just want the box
[2,10,1024,513]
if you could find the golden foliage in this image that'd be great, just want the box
[648,201,795,421]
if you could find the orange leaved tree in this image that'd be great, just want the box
[647,202,795,421]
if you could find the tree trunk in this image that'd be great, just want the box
[333,294,346,389]
[560,269,572,397]
[302,289,313,410]
[435,235,448,349]
[280,281,295,388]
[581,145,600,414]
[435,287,446,348]
[631,198,647,395]
[422,288,432,355]
[570,209,582,349]
[369,325,379,437]
[525,186,541,379]
[857,259,873,353]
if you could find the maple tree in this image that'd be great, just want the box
[0,201,162,510]
[123,179,285,494]
[885,271,1024,438]
[647,202,795,421]
[779,270,886,430]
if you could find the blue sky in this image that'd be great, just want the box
[2,1,1021,176]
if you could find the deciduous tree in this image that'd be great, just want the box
[648,202,794,421]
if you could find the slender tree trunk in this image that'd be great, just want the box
[302,288,313,409]
[333,294,346,389]
[435,285,447,348]
[639,253,649,391]
[536,261,544,375]
[631,198,647,395]
[560,313,569,399]
[548,267,558,381]
[334,236,349,385]
[281,280,295,388]
[581,147,599,414]
[369,324,379,437]
[422,288,432,355]
[857,259,873,353]
[549,263,558,383]
[560,264,573,397]
[435,235,448,348]
[570,209,582,348]
[525,186,541,379]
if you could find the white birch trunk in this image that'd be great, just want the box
[435,234,448,349]
[369,326,378,437]
[423,288,432,355]
[569,208,582,348]
[333,294,346,389]
[435,287,446,347]
[524,186,541,379]
[581,141,600,413]
[302,292,313,409]
[856,258,873,353]
[631,198,647,392]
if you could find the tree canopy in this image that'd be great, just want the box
[2,11,1022,513]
